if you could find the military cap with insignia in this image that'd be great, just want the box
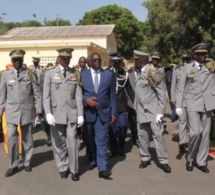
[133,50,150,59]
[56,47,74,57]
[182,50,192,59]
[9,49,26,59]
[150,52,161,60]
[109,52,119,57]
[191,43,208,53]
[32,57,40,62]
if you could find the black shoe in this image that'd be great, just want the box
[197,166,209,173]
[99,170,112,179]
[139,161,151,169]
[71,173,80,181]
[46,137,52,147]
[161,164,171,173]
[24,166,32,172]
[186,161,193,172]
[88,163,97,170]
[5,167,19,177]
[179,144,187,153]
[59,170,70,179]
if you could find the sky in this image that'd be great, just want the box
[0,0,148,25]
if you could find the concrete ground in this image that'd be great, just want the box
[0,104,214,195]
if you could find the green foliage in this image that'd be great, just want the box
[142,0,215,65]
[45,18,71,26]
[77,4,144,59]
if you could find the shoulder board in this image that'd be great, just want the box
[0,69,9,74]
[45,65,55,70]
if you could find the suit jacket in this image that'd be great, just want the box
[80,68,117,123]
[171,65,187,107]
[135,64,166,123]
[176,62,215,112]
[0,67,42,125]
[43,65,83,124]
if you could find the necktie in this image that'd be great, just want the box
[63,68,67,78]
[199,64,203,71]
[136,69,141,76]
[17,70,20,78]
[94,71,99,93]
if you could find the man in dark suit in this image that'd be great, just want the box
[80,52,117,179]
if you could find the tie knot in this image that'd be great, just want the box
[199,64,203,70]
[63,68,67,77]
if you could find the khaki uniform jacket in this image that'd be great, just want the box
[135,64,166,123]
[43,65,83,124]
[0,68,42,125]
[176,62,215,112]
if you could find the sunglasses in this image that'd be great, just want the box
[197,53,207,56]
[12,58,23,62]
[61,57,71,61]
[93,58,101,62]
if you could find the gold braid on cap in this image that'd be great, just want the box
[205,58,215,73]
[147,65,163,86]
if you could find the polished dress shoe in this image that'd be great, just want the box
[5,167,19,177]
[24,166,32,172]
[186,161,193,172]
[161,164,171,173]
[59,170,70,179]
[197,166,209,173]
[99,170,112,179]
[71,173,80,181]
[88,163,97,170]
[119,148,125,157]
[179,144,187,153]
[139,161,151,169]
[108,152,117,158]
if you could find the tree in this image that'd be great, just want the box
[45,18,71,26]
[77,4,144,59]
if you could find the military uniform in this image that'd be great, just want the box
[176,43,215,173]
[0,49,42,176]
[135,51,171,173]
[107,55,134,156]
[43,48,83,180]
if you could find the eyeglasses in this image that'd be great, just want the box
[12,58,23,62]
[93,59,101,62]
[197,53,207,56]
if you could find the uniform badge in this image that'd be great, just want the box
[9,79,15,83]
[189,70,195,74]
[68,76,77,81]
[53,76,61,80]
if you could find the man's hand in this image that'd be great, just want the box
[176,108,182,116]
[77,116,84,128]
[46,113,56,126]
[172,101,176,108]
[111,115,117,123]
[86,97,99,108]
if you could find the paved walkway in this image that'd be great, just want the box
[0,104,214,195]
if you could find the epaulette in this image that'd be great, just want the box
[45,65,55,70]
[26,68,39,84]
[174,64,181,69]
[205,58,215,73]
[72,68,83,87]
[147,65,163,85]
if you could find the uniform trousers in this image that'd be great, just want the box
[7,123,34,168]
[178,107,189,145]
[187,111,211,166]
[51,122,79,174]
[137,121,168,164]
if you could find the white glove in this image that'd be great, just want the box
[176,108,182,116]
[77,116,84,128]
[46,113,56,126]
[156,114,163,123]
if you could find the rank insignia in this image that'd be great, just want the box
[53,76,61,80]
[189,70,195,74]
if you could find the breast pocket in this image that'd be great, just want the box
[52,79,62,89]
[7,81,16,90]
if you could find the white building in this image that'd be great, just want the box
[0,25,117,70]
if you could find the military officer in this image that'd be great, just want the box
[29,57,52,147]
[107,53,135,157]
[127,50,150,147]
[0,49,42,177]
[171,50,192,153]
[176,43,215,173]
[135,51,171,173]
[43,47,84,181]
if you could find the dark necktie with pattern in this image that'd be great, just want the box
[17,70,20,78]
